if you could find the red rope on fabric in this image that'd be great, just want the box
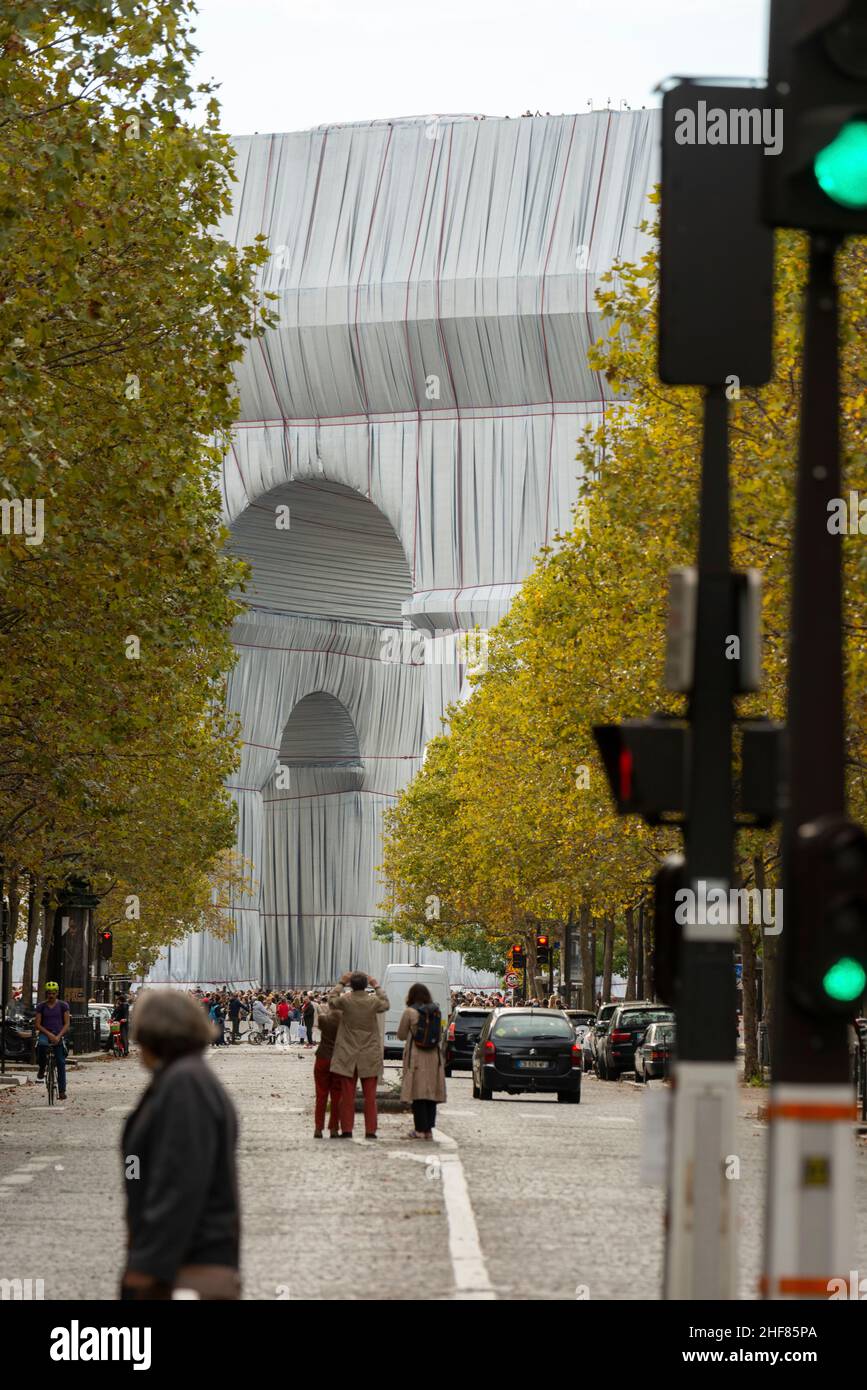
[352,123,395,497]
[434,123,464,598]
[405,135,438,590]
[541,115,579,546]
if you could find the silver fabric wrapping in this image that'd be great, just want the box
[148,110,658,988]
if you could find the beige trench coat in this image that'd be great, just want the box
[398,1007,447,1103]
[327,986,389,1079]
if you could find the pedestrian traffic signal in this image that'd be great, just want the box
[536,935,550,965]
[593,718,687,824]
[790,816,867,1016]
[99,929,113,961]
[511,945,526,969]
[765,0,867,233]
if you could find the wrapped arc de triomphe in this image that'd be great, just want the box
[149,109,658,988]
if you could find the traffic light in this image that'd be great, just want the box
[765,0,867,233]
[659,82,775,386]
[511,944,526,969]
[99,929,113,961]
[790,816,867,1016]
[593,717,687,824]
[536,935,550,966]
[653,854,686,1007]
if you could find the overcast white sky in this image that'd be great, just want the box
[189,0,770,135]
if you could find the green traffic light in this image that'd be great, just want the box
[814,121,867,210]
[823,956,867,1002]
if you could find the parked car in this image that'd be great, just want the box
[597,1002,675,1080]
[564,1009,595,1051]
[585,1002,620,1076]
[88,1002,113,1051]
[634,1020,675,1082]
[445,1007,490,1076]
[472,1007,581,1103]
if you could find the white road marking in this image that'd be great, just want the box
[1,1173,33,1185]
[432,1128,496,1301]
[438,1109,475,1117]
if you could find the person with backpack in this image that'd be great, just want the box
[397,982,447,1141]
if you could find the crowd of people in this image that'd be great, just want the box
[451,989,568,1010]
[194,988,323,1045]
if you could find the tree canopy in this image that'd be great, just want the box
[380,201,867,984]
[0,2,274,975]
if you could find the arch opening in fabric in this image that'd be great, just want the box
[268,690,363,798]
[228,478,411,624]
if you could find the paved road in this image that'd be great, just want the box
[2,1045,866,1300]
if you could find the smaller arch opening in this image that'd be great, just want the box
[267,691,363,799]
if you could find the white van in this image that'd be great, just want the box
[381,963,450,1059]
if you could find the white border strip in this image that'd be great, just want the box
[433,1128,496,1300]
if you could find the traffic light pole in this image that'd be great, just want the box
[763,234,854,1300]
[665,384,738,1301]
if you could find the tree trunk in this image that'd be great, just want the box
[756,852,775,1077]
[37,899,55,1000]
[640,900,653,998]
[625,906,636,1000]
[602,918,614,1003]
[580,906,594,1010]
[741,913,760,1083]
[589,920,598,1007]
[21,873,42,1007]
[3,871,20,1006]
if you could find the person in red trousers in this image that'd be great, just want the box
[313,1005,343,1138]
[326,972,389,1139]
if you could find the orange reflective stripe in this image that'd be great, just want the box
[766,1102,856,1121]
[760,1274,847,1296]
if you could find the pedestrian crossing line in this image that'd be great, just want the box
[433,1128,497,1301]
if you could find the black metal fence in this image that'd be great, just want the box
[67,1013,99,1055]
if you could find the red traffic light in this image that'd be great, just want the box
[536,935,549,947]
[99,929,113,960]
[618,746,633,803]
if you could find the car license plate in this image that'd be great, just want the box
[516,1059,549,1070]
[386,1033,398,1040]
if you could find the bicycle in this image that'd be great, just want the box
[108,1020,125,1058]
[45,1046,57,1107]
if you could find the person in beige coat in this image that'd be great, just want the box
[397,983,447,1140]
[327,972,389,1138]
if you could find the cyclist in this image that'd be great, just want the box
[35,982,70,1101]
[111,991,130,1057]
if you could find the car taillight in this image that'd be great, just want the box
[483,1040,496,1060]
[571,1043,582,1067]
[447,1022,455,1040]
[611,1031,631,1042]
[651,1050,666,1061]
